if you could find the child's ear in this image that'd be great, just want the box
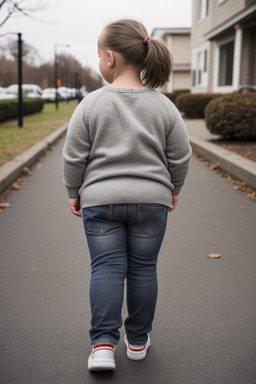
[107,50,115,68]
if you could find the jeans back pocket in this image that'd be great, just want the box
[138,204,167,237]
[83,205,114,234]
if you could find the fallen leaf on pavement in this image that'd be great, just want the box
[0,202,10,209]
[11,183,21,190]
[210,163,220,170]
[239,206,247,210]
[208,253,221,259]
[23,167,33,175]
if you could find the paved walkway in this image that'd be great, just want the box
[0,131,255,383]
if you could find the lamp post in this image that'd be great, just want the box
[0,32,23,127]
[17,33,23,127]
[54,44,70,110]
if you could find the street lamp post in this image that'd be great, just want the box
[54,44,70,110]
[17,33,23,127]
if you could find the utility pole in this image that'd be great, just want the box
[54,44,70,110]
[54,46,58,110]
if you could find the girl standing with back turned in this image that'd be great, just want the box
[63,19,192,371]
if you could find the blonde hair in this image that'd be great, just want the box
[103,19,173,89]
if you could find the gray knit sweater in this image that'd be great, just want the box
[62,86,192,209]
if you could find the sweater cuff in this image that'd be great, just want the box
[172,186,182,195]
[66,186,80,199]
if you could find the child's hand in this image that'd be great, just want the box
[69,198,81,217]
[169,195,179,212]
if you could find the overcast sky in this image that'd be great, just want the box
[0,0,192,74]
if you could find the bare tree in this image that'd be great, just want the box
[7,37,41,65]
[0,46,104,90]
[0,0,52,28]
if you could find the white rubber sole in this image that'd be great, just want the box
[124,334,150,360]
[88,344,116,371]
[88,354,116,371]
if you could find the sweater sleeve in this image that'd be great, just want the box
[62,100,91,198]
[165,105,192,195]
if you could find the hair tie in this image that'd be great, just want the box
[143,37,150,45]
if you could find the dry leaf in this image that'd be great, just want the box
[35,163,43,170]
[210,163,220,171]
[11,183,21,190]
[0,202,10,209]
[208,253,221,259]
[23,167,33,175]
[239,206,247,210]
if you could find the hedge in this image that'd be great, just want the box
[205,93,256,140]
[0,98,44,123]
[175,93,223,118]
[164,89,190,105]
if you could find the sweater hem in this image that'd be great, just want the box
[79,178,174,209]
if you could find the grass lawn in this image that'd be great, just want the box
[0,102,77,167]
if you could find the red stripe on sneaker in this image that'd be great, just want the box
[94,344,114,349]
[93,344,114,352]
[128,344,146,352]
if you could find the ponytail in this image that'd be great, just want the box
[103,19,173,89]
[142,38,173,88]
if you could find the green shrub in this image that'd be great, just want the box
[164,89,190,105]
[23,98,44,115]
[0,98,44,123]
[176,93,223,118]
[0,99,16,122]
[205,93,256,140]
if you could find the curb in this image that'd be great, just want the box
[0,122,68,195]
[189,134,256,190]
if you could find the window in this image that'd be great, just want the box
[192,48,208,87]
[218,41,234,86]
[196,0,209,23]
[204,50,207,72]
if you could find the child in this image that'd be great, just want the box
[63,19,192,371]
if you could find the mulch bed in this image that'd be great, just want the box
[211,140,256,162]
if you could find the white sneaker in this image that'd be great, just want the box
[124,334,150,360]
[88,343,115,371]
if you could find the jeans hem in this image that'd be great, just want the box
[91,338,118,346]
[126,333,149,346]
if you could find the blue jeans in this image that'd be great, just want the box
[82,204,168,346]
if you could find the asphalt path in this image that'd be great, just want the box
[0,138,255,384]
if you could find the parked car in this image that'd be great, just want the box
[42,88,60,102]
[69,88,77,99]
[58,86,70,101]
[6,84,42,98]
[0,87,17,100]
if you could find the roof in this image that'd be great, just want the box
[205,2,256,40]
[151,27,191,38]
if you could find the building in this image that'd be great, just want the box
[191,0,256,93]
[151,28,191,93]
